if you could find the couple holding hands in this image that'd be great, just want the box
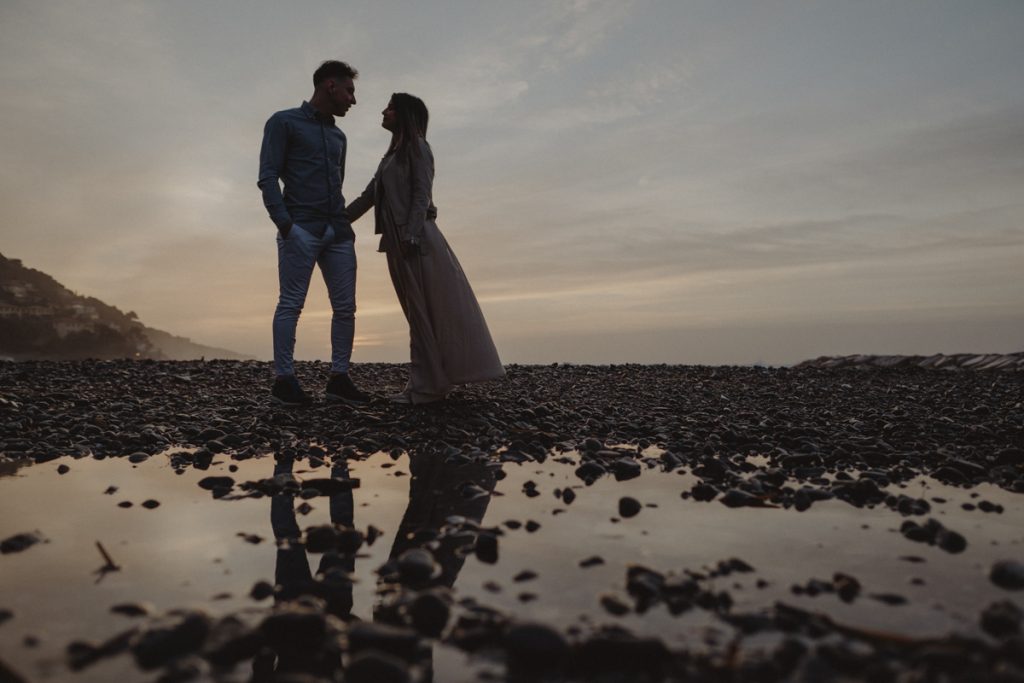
[258,60,503,407]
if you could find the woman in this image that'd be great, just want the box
[346,93,504,404]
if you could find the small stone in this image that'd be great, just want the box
[111,603,152,617]
[141,499,160,509]
[397,548,439,585]
[514,570,538,583]
[869,593,907,606]
[118,501,133,509]
[1,532,43,554]
[475,533,499,564]
[197,476,234,491]
[981,600,1022,638]
[525,520,541,533]
[57,464,70,475]
[562,488,577,505]
[618,497,642,518]
[579,556,604,568]
[505,622,569,671]
[250,581,274,600]
[991,560,1024,590]
[347,651,411,683]
[408,590,450,637]
[127,452,150,464]
[600,594,630,616]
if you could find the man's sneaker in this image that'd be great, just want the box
[325,373,370,406]
[271,376,313,407]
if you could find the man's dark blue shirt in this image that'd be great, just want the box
[258,101,354,242]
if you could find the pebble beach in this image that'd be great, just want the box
[1,359,1022,682]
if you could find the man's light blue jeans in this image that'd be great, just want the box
[273,224,356,377]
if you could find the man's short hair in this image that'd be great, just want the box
[313,60,358,86]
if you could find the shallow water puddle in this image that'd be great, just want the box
[1,451,1022,680]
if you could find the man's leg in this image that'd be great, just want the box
[319,233,368,404]
[272,227,319,379]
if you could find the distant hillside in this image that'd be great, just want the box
[0,252,249,361]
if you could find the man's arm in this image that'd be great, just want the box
[257,114,292,233]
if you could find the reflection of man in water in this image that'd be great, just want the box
[253,457,355,680]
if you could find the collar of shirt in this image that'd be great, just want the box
[301,100,335,125]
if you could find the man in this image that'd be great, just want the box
[259,60,369,407]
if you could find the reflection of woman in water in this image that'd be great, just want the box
[346,94,505,404]
[386,451,499,586]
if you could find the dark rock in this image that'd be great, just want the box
[600,594,631,616]
[348,622,422,662]
[203,616,263,667]
[141,499,160,509]
[57,464,70,474]
[691,482,719,502]
[127,452,150,464]
[991,560,1024,590]
[610,458,642,481]
[111,603,152,617]
[197,476,234,491]
[833,573,861,603]
[408,590,450,637]
[346,651,412,683]
[397,548,439,585]
[250,581,274,601]
[579,556,604,568]
[475,533,499,564]
[618,496,642,518]
[131,611,211,670]
[504,622,569,671]
[1,532,43,554]
[981,600,1022,638]
[719,489,764,508]
[259,607,328,657]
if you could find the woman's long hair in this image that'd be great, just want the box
[388,93,429,162]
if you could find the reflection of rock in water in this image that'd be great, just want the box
[386,452,499,588]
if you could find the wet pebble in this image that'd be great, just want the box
[131,610,210,670]
[618,496,642,518]
[504,622,569,671]
[346,651,411,683]
[57,464,69,475]
[991,560,1024,590]
[249,581,274,601]
[1,532,43,554]
[408,589,450,637]
[981,600,1022,638]
[110,603,152,617]
[397,548,439,585]
[475,533,499,564]
[579,556,604,568]
[141,499,160,509]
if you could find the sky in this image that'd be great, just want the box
[1,0,1022,365]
